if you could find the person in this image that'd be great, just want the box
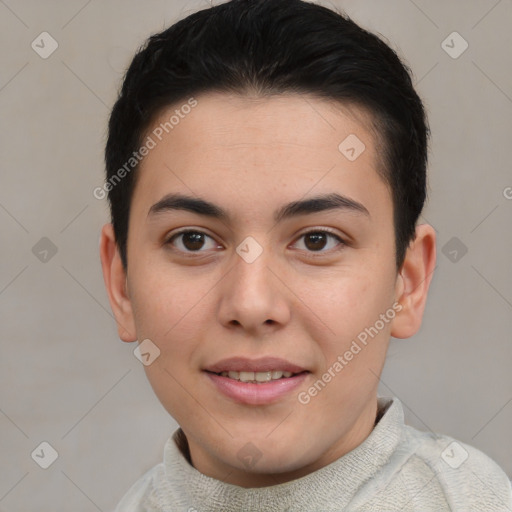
[99,0,512,510]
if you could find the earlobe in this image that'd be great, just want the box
[99,224,138,343]
[391,224,436,339]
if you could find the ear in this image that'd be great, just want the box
[391,223,436,339]
[99,223,137,342]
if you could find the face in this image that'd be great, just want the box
[101,92,435,487]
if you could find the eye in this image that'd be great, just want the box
[165,229,220,253]
[165,228,346,255]
[292,229,345,253]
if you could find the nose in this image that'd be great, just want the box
[217,241,291,336]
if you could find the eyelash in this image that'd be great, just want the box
[164,228,346,257]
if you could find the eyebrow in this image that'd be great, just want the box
[147,192,370,223]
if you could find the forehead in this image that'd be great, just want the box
[132,92,391,222]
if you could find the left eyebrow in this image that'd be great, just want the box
[147,192,370,223]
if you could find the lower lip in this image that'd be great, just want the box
[204,371,309,405]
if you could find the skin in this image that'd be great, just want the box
[100,92,436,487]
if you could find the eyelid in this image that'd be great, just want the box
[165,226,216,241]
[294,226,345,241]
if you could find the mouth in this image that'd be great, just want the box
[205,369,308,384]
[203,356,309,380]
[203,356,310,405]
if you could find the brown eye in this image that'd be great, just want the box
[304,232,328,251]
[294,230,345,253]
[181,232,206,250]
[166,230,219,253]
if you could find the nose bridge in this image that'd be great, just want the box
[232,237,274,301]
[217,236,290,331]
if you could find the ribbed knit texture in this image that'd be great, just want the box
[115,397,512,511]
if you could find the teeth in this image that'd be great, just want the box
[255,371,272,382]
[218,370,297,383]
[239,371,255,382]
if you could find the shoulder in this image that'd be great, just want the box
[113,463,163,512]
[403,424,512,510]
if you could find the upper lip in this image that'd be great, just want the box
[204,357,308,374]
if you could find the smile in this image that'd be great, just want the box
[212,370,300,383]
[204,370,309,405]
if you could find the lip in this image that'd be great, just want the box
[203,356,307,374]
[205,371,309,405]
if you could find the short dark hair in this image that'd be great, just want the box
[105,0,429,270]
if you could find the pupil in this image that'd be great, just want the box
[306,232,326,251]
[184,232,204,250]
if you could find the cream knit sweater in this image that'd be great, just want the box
[115,397,512,511]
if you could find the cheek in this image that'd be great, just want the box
[129,262,205,345]
[304,270,368,325]
[131,268,207,410]
[301,268,394,358]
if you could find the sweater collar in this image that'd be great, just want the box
[160,396,403,512]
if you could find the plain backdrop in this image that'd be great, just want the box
[1,0,511,510]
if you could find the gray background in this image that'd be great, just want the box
[1,0,511,510]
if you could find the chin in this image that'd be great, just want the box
[226,441,313,476]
